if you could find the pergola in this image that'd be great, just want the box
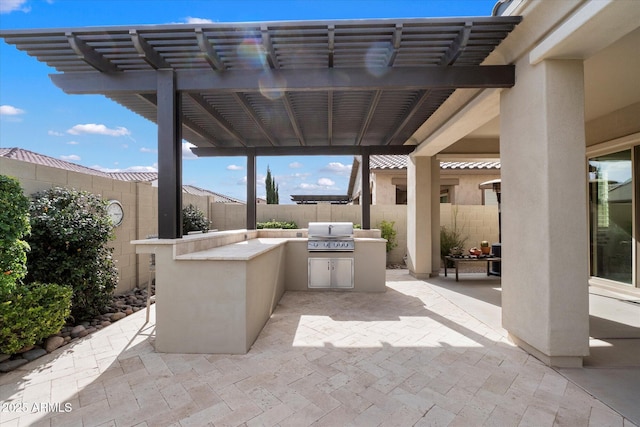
[0,17,521,238]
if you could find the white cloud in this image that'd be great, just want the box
[48,130,64,136]
[321,162,351,175]
[227,164,243,171]
[140,147,157,153]
[299,183,319,190]
[67,123,130,137]
[185,17,214,24]
[182,142,197,159]
[318,177,335,187]
[60,154,81,161]
[289,161,303,169]
[0,104,25,115]
[0,0,30,14]
[66,141,79,145]
[237,176,247,185]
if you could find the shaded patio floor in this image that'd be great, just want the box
[0,270,637,426]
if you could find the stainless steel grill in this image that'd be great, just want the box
[307,222,354,252]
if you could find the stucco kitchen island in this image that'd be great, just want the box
[132,228,386,354]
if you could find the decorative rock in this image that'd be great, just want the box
[101,321,111,327]
[70,325,86,338]
[23,348,47,361]
[0,358,29,373]
[133,307,141,312]
[124,308,133,315]
[63,336,71,342]
[45,336,65,353]
[77,330,89,338]
[85,327,97,334]
[0,354,10,363]
[110,312,126,321]
[16,344,34,353]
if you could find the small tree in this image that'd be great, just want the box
[265,166,279,204]
[27,187,118,321]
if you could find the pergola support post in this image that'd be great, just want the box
[361,148,371,229]
[246,149,257,230]
[157,69,182,239]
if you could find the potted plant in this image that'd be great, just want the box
[480,240,491,255]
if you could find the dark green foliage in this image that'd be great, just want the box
[265,166,279,204]
[378,220,398,253]
[27,187,118,321]
[0,175,31,290]
[257,220,298,229]
[182,204,210,233]
[0,283,72,354]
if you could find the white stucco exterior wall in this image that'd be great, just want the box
[500,58,589,367]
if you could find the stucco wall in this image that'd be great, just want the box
[211,203,499,265]
[370,168,500,206]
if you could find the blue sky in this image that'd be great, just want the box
[0,0,496,203]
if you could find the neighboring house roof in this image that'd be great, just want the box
[106,171,158,182]
[441,161,501,170]
[183,184,245,204]
[369,154,501,170]
[0,147,111,178]
[1,147,243,203]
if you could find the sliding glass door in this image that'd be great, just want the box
[588,150,633,284]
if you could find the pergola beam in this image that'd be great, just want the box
[66,32,119,73]
[50,65,516,95]
[191,144,416,157]
[131,30,171,69]
[195,28,225,71]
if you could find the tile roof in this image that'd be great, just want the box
[441,161,501,169]
[0,147,111,177]
[183,184,244,204]
[106,172,158,182]
[1,147,242,203]
[369,154,501,170]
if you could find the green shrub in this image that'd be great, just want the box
[257,220,298,229]
[182,204,210,233]
[0,175,31,290]
[0,283,72,354]
[378,220,398,253]
[27,187,118,321]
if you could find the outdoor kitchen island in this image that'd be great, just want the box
[132,227,386,354]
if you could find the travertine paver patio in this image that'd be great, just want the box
[0,270,634,427]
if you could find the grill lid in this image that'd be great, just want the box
[308,222,354,238]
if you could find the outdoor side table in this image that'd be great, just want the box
[444,256,502,281]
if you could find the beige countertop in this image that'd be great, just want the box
[175,238,291,261]
[174,237,386,261]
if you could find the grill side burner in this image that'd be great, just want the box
[307,222,355,252]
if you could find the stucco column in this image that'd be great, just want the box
[500,59,589,367]
[431,157,440,276]
[407,154,432,279]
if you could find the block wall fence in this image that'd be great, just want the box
[2,156,499,292]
